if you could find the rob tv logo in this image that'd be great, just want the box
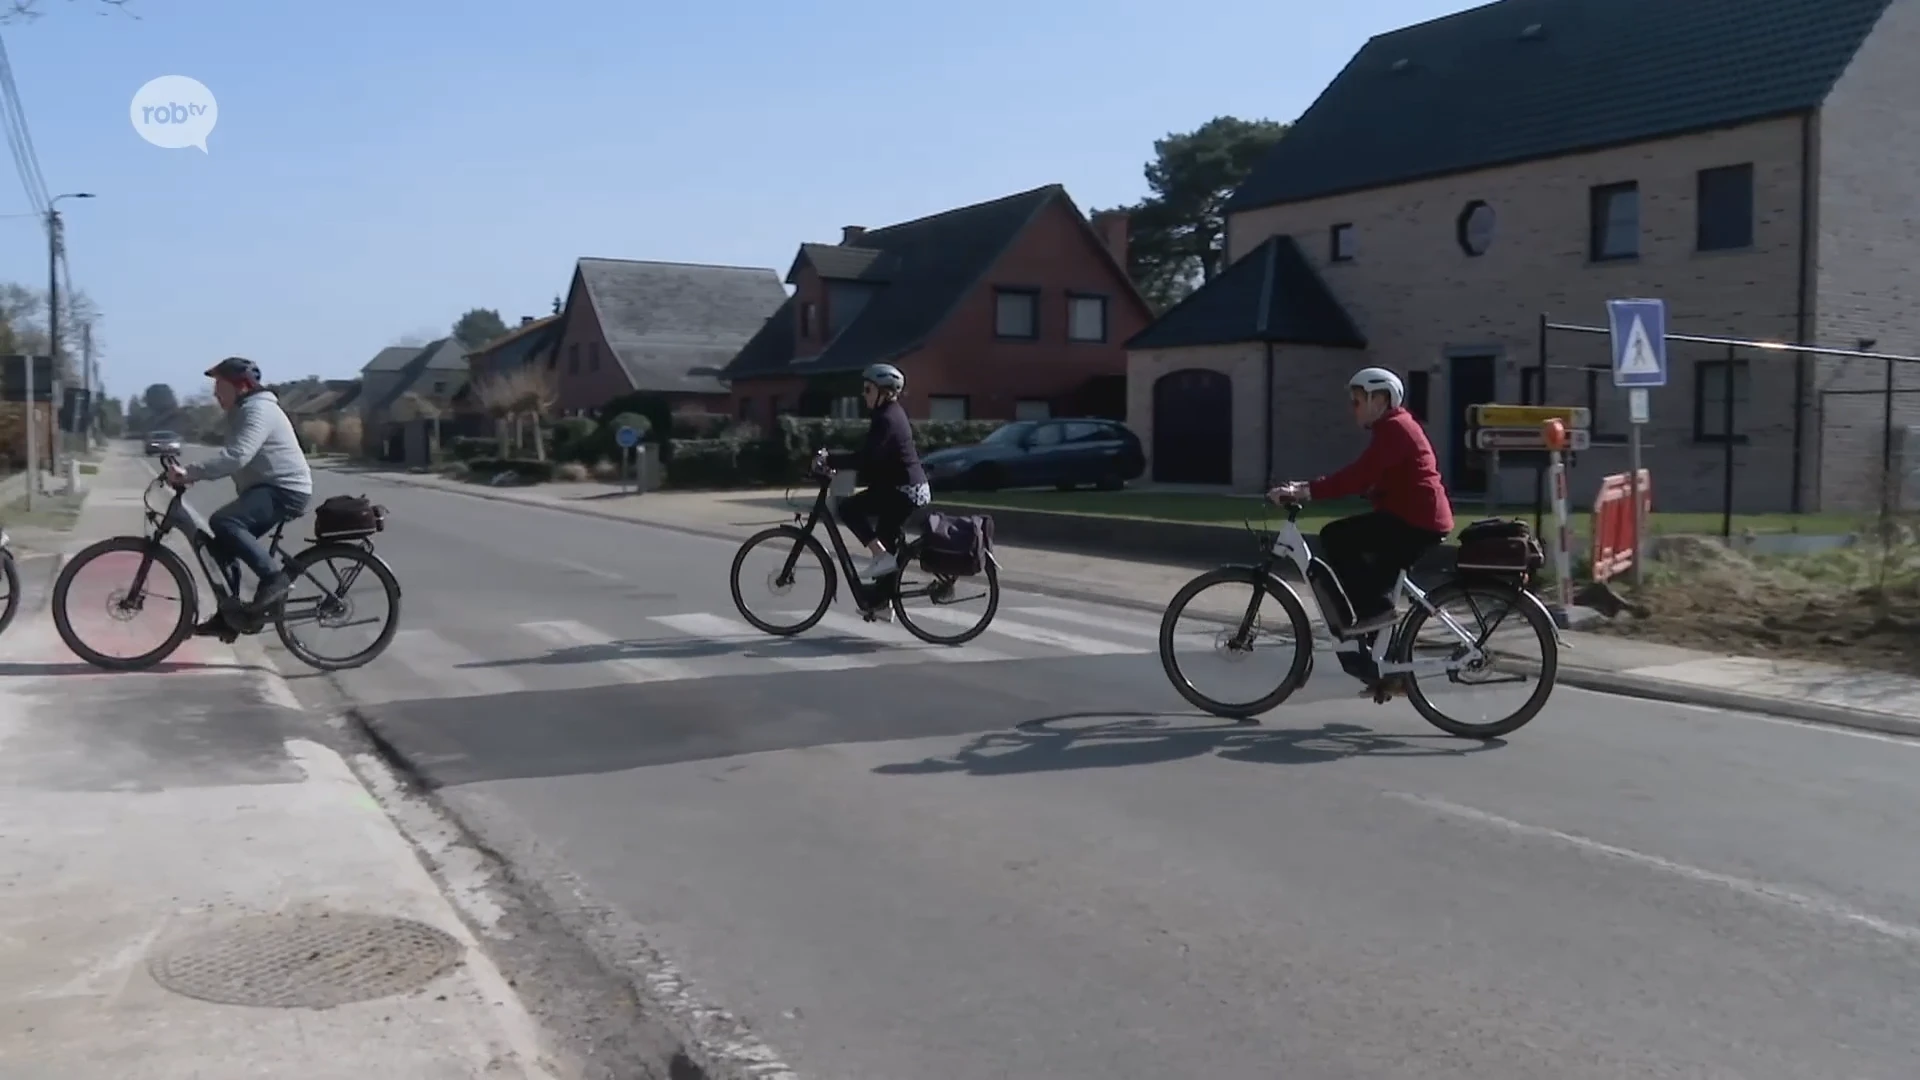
[129,75,218,152]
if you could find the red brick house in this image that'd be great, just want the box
[549,258,789,416]
[721,184,1150,425]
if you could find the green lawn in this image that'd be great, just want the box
[936,489,1867,537]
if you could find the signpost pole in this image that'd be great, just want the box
[1608,296,1669,587]
[1486,449,1500,516]
[1543,419,1573,627]
[1628,389,1646,588]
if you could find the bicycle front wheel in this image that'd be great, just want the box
[1159,566,1314,719]
[730,526,834,635]
[52,536,197,671]
[275,543,403,671]
[1392,579,1558,739]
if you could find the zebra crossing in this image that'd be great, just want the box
[331,600,1172,705]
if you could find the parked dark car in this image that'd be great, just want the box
[923,418,1146,492]
[144,430,183,456]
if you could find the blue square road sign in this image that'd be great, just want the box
[1608,298,1667,388]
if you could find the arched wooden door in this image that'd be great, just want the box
[1151,368,1233,485]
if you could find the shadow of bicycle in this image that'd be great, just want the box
[872,710,1505,778]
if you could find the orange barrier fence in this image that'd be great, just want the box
[1591,470,1651,582]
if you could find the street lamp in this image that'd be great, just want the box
[34,192,93,510]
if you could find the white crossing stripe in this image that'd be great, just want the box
[385,628,526,698]
[910,608,1142,655]
[808,610,1014,663]
[518,619,694,683]
[1009,605,1157,640]
[649,612,889,672]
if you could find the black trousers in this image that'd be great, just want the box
[1318,511,1446,620]
[839,486,915,549]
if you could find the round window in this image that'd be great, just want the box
[1457,200,1496,256]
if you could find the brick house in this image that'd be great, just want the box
[454,313,561,422]
[721,184,1150,426]
[1127,0,1918,512]
[358,337,472,463]
[549,258,788,417]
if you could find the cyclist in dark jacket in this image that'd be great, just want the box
[819,362,929,582]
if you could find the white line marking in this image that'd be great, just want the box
[650,611,888,672]
[910,608,1142,655]
[1388,792,1920,945]
[807,609,1014,664]
[385,628,528,697]
[551,556,623,581]
[518,619,695,682]
[1009,605,1157,639]
[1557,684,1920,747]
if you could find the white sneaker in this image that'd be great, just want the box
[859,553,897,580]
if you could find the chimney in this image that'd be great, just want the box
[1091,210,1129,270]
[841,225,867,245]
[520,315,535,326]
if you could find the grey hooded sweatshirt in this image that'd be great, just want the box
[183,390,314,495]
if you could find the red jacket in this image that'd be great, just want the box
[1308,407,1454,534]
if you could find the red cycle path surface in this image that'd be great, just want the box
[32,549,245,672]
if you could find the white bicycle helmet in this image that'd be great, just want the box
[1348,366,1405,409]
[863,363,905,392]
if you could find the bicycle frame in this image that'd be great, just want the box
[782,475,992,611]
[1263,505,1490,678]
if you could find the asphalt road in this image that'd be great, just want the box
[275,462,1920,1079]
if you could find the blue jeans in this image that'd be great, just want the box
[209,485,308,592]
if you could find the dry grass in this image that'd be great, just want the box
[590,459,619,481]
[331,414,363,453]
[298,418,332,452]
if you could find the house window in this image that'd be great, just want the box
[1589,181,1639,261]
[831,396,861,420]
[800,303,817,337]
[928,395,968,421]
[1014,399,1051,421]
[588,343,600,371]
[994,288,1039,340]
[1693,359,1751,443]
[1697,163,1755,251]
[738,397,753,420]
[1519,365,1626,444]
[1330,223,1356,262]
[568,342,581,373]
[1405,370,1430,424]
[1067,295,1107,342]
[431,380,447,395]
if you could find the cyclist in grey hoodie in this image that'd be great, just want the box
[163,356,313,635]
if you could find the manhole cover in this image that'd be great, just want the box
[147,912,465,1008]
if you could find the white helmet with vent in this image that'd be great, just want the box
[1348,367,1405,409]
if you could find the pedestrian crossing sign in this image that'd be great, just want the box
[1607,298,1668,388]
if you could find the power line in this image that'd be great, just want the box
[0,30,48,219]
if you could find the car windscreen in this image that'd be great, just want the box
[981,422,1035,446]
[149,432,179,440]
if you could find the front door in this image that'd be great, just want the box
[1152,369,1233,484]
[1447,354,1497,495]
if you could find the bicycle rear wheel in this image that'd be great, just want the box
[52,536,197,671]
[1392,579,1558,739]
[275,543,402,671]
[892,555,1000,645]
[1159,566,1314,719]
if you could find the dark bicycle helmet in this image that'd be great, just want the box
[204,356,261,384]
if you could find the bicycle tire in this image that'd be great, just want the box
[730,526,835,636]
[275,543,403,671]
[52,536,197,671]
[892,557,1000,645]
[1392,578,1558,739]
[0,550,21,636]
[1159,565,1315,720]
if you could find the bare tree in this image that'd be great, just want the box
[1,0,136,22]
[475,367,558,461]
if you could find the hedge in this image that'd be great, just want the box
[661,416,1005,489]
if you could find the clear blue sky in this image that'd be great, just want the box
[0,0,1467,404]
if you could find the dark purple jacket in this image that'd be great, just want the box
[828,400,927,489]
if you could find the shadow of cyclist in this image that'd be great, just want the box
[872,711,1504,778]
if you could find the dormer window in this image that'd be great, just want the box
[800,302,818,337]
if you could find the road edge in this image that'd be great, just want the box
[340,466,1920,744]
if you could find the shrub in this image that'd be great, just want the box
[765,415,1004,480]
[590,460,619,481]
[664,438,750,488]
[463,457,555,483]
[438,460,471,480]
[670,411,730,439]
[555,461,590,482]
[550,416,599,461]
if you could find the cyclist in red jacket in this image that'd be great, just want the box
[1269,367,1454,637]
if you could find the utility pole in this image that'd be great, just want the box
[81,321,92,449]
[37,192,93,509]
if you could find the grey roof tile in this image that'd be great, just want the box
[361,345,423,373]
[574,258,788,394]
[1228,0,1894,212]
[1125,235,1365,350]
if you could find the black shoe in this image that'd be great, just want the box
[1345,606,1399,636]
[249,573,290,611]
[192,615,228,638]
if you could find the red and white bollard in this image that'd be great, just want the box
[1542,419,1573,626]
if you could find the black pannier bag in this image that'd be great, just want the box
[1455,517,1545,574]
[313,494,386,541]
[917,512,994,577]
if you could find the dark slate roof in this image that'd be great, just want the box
[470,315,560,371]
[1227,0,1894,212]
[726,184,1066,380]
[573,258,788,394]
[720,296,798,383]
[361,345,423,373]
[1125,235,1365,351]
[786,243,897,284]
[372,337,470,413]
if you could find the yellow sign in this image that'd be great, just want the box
[1467,404,1591,429]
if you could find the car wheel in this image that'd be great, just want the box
[1095,470,1124,491]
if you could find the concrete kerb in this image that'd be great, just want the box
[343,467,1920,743]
